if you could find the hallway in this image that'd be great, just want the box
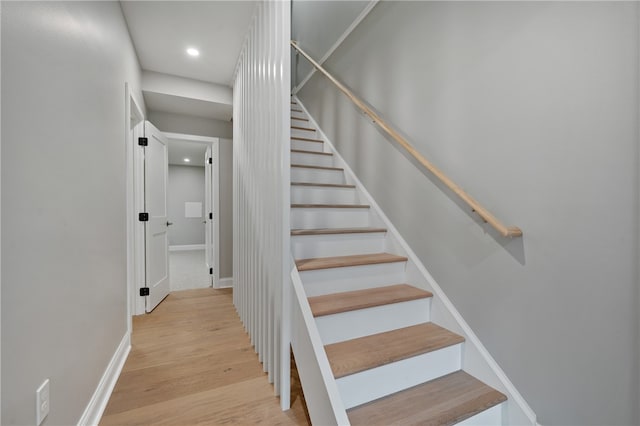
[169,250,210,291]
[101,289,308,425]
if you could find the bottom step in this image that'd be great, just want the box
[347,370,507,426]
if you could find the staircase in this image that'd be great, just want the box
[289,99,509,425]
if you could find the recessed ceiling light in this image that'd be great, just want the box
[183,158,191,162]
[186,47,200,57]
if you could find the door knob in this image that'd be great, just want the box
[167,221,174,226]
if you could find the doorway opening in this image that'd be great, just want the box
[165,133,220,292]
[126,84,221,319]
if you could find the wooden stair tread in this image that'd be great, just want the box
[291,116,309,121]
[291,136,323,143]
[296,252,406,272]
[347,371,507,425]
[291,182,355,188]
[291,164,342,171]
[292,125,316,132]
[291,149,332,156]
[309,284,432,317]
[291,108,303,113]
[325,323,464,378]
[291,227,386,236]
[291,203,370,209]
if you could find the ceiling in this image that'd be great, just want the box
[168,139,208,167]
[121,1,256,86]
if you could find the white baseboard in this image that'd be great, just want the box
[217,277,233,288]
[77,333,131,426]
[169,244,205,252]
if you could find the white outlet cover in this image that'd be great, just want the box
[36,379,50,425]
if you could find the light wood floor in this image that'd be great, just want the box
[101,288,309,425]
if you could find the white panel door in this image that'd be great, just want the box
[204,145,214,286]
[144,120,170,312]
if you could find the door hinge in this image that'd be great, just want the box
[209,212,213,220]
[138,137,148,146]
[139,212,149,222]
[209,268,213,275]
[139,287,149,296]
[208,157,212,164]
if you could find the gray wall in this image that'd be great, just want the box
[149,112,233,278]
[295,2,639,425]
[148,110,233,139]
[291,0,370,88]
[1,2,144,425]
[168,165,206,246]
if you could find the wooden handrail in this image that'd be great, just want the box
[290,40,522,238]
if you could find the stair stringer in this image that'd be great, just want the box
[294,96,537,426]
[290,258,350,425]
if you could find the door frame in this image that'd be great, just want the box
[125,84,146,326]
[126,92,222,317]
[164,132,220,289]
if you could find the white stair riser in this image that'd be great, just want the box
[291,167,345,184]
[337,344,462,409]
[300,262,406,297]
[291,110,306,119]
[457,403,504,425]
[290,117,309,125]
[316,299,431,345]
[292,233,386,258]
[292,127,318,138]
[291,208,370,229]
[291,139,324,152]
[291,152,334,167]
[291,186,359,204]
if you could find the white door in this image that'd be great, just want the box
[144,120,170,312]
[204,146,214,286]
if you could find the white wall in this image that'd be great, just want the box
[148,110,233,139]
[219,139,233,279]
[233,0,291,401]
[143,70,232,106]
[291,0,370,88]
[149,111,233,278]
[1,2,144,425]
[168,165,206,246]
[295,2,639,425]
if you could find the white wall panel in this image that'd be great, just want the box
[232,0,291,406]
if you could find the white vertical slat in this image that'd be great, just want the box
[232,0,291,406]
[278,0,292,405]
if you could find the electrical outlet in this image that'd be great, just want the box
[36,379,50,426]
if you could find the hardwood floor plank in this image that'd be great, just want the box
[100,288,308,425]
[102,377,305,426]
